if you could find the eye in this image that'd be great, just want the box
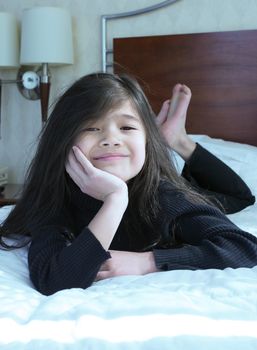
[120,126,137,130]
[83,127,100,132]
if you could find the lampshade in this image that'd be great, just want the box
[20,7,73,65]
[0,12,19,68]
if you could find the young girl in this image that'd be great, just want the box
[0,73,256,296]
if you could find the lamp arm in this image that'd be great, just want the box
[0,79,21,84]
[39,63,51,125]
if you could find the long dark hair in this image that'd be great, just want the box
[0,72,206,249]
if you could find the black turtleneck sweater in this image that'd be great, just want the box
[28,144,256,295]
[182,144,255,213]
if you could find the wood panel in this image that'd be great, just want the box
[113,30,257,146]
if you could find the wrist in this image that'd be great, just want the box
[104,186,128,209]
[143,252,160,274]
[88,187,128,251]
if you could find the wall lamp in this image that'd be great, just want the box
[0,7,73,128]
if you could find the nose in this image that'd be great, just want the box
[99,131,121,147]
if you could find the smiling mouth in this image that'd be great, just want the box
[93,154,128,161]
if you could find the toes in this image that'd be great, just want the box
[172,83,183,94]
[181,84,192,96]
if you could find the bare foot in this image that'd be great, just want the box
[157,84,196,160]
[168,83,191,124]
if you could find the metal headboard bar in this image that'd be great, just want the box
[101,0,181,72]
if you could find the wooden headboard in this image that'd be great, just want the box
[113,30,257,146]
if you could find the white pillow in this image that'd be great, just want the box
[0,205,14,224]
[194,135,257,196]
[173,135,257,197]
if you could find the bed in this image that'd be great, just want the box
[1,28,257,349]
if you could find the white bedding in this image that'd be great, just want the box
[0,136,257,350]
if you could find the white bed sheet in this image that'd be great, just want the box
[0,136,257,350]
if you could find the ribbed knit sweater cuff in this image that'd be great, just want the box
[153,247,203,271]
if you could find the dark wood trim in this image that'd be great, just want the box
[0,184,22,206]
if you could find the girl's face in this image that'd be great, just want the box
[75,100,146,182]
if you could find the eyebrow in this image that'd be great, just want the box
[119,113,141,122]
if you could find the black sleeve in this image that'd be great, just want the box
[153,190,257,271]
[181,143,255,214]
[28,225,111,295]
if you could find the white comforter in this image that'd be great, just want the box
[0,202,257,349]
[1,136,257,349]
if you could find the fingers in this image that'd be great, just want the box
[65,152,81,180]
[95,270,112,282]
[66,146,94,180]
[65,147,95,193]
[65,149,85,184]
[98,260,109,271]
[72,146,95,176]
[96,258,112,281]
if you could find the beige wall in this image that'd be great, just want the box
[1,0,257,183]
